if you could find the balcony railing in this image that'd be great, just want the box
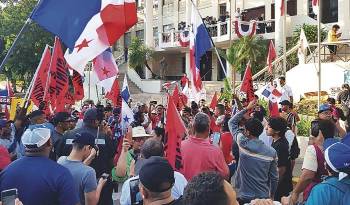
[155,19,276,49]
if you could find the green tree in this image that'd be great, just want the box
[128,37,155,78]
[0,0,53,91]
[286,24,327,70]
[222,36,267,88]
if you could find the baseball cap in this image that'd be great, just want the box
[52,112,73,125]
[279,100,292,106]
[132,126,152,138]
[325,140,350,179]
[22,128,51,149]
[318,103,331,113]
[139,156,175,192]
[72,132,95,147]
[28,110,45,119]
[83,108,98,121]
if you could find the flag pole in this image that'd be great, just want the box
[317,1,321,107]
[0,0,43,73]
[0,18,32,73]
[189,0,227,78]
[282,0,287,75]
[43,37,58,101]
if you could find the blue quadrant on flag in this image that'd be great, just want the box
[31,0,101,49]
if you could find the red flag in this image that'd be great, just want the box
[30,45,52,108]
[312,0,319,15]
[269,101,280,117]
[280,0,285,16]
[267,40,277,74]
[106,78,120,106]
[172,85,180,108]
[209,92,218,110]
[240,62,255,102]
[72,70,84,101]
[165,95,186,171]
[50,37,70,112]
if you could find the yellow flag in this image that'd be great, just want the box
[9,98,33,120]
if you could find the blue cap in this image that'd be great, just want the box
[324,134,350,175]
[73,132,95,146]
[83,108,98,121]
[318,104,331,113]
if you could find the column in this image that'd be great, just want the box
[265,0,272,20]
[297,0,309,16]
[274,0,283,56]
[212,0,219,19]
[145,0,154,79]
[226,49,232,81]
[158,0,163,33]
[185,0,191,78]
[338,0,350,39]
[174,0,179,31]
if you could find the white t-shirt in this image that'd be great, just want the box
[120,171,187,205]
[302,145,318,172]
[280,84,293,102]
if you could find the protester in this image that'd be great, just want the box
[282,119,337,204]
[219,116,236,178]
[229,100,278,204]
[150,105,164,129]
[57,108,116,205]
[50,112,74,160]
[327,97,345,121]
[317,103,346,138]
[337,84,350,119]
[181,112,229,180]
[266,117,293,201]
[114,126,151,182]
[280,100,296,133]
[58,132,107,205]
[138,156,182,205]
[120,139,187,205]
[304,137,350,205]
[0,145,11,171]
[210,103,225,146]
[180,73,189,89]
[279,76,293,103]
[0,120,13,149]
[182,172,239,205]
[327,24,341,62]
[0,128,79,205]
[7,114,27,159]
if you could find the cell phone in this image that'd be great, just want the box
[311,120,319,137]
[1,188,18,205]
[129,178,142,205]
[101,173,109,179]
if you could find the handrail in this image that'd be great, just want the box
[252,44,300,80]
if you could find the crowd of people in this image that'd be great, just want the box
[0,77,349,205]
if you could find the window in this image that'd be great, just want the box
[321,0,338,23]
[136,30,144,40]
[124,32,131,47]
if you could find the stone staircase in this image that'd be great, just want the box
[118,63,142,94]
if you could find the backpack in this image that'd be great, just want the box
[323,177,350,205]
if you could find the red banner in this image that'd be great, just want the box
[164,95,186,171]
[105,78,120,106]
[240,62,255,102]
[30,46,51,108]
[72,70,84,101]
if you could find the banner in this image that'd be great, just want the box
[240,62,255,102]
[31,45,52,107]
[72,70,84,101]
[9,98,33,120]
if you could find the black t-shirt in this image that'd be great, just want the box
[272,137,290,168]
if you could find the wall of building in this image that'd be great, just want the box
[150,53,185,78]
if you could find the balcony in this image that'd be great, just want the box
[155,19,276,50]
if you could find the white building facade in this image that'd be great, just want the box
[115,0,350,83]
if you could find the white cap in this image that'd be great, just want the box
[132,126,152,138]
[22,128,51,148]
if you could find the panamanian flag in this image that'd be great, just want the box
[121,99,134,133]
[121,75,130,103]
[31,0,137,75]
[189,4,212,92]
[262,84,282,117]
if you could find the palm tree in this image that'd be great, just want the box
[128,37,156,78]
[226,36,266,88]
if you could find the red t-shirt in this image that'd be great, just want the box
[181,137,229,180]
[0,146,11,170]
[220,132,234,164]
[210,116,221,133]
